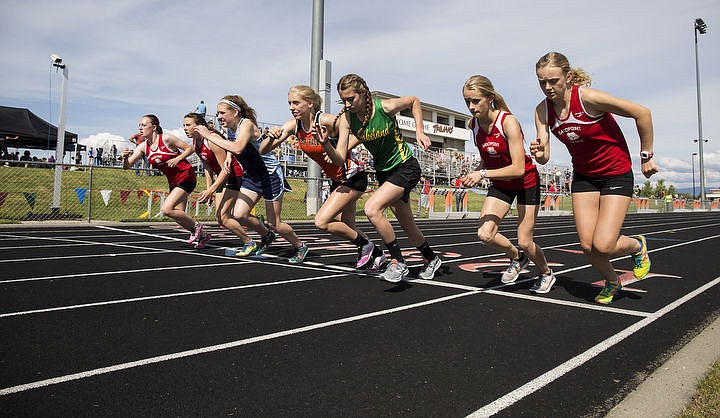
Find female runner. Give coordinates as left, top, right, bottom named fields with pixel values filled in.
left=182, top=113, right=257, bottom=250
left=461, top=75, right=555, bottom=293
left=122, top=114, right=210, bottom=248
left=262, top=85, right=385, bottom=270
left=326, top=74, right=442, bottom=283
left=204, top=96, right=309, bottom=263
left=530, top=52, right=657, bottom=304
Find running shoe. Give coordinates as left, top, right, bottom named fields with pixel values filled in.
left=595, top=280, right=622, bottom=305
left=379, top=259, right=409, bottom=283
left=255, top=231, right=277, bottom=256
left=366, top=253, right=388, bottom=273
left=630, top=235, right=651, bottom=280
left=289, top=243, right=309, bottom=264
left=530, top=270, right=556, bottom=294
left=418, top=256, right=442, bottom=280
left=187, top=223, right=205, bottom=244
left=501, top=252, right=529, bottom=284
left=355, top=242, right=376, bottom=269
left=194, top=233, right=211, bottom=249
left=236, top=241, right=258, bottom=257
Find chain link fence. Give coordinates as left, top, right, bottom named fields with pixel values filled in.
left=1, top=160, right=715, bottom=224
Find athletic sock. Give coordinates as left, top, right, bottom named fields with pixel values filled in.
left=385, top=240, right=404, bottom=263
left=351, top=232, right=369, bottom=248
left=417, top=240, right=437, bottom=262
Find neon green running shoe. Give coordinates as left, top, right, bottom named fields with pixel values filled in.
left=236, top=241, right=258, bottom=257
left=595, top=280, right=622, bottom=305
left=630, top=235, right=651, bottom=280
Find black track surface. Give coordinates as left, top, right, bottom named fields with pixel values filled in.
left=1, top=212, right=719, bottom=417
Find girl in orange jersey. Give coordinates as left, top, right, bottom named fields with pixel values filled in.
left=262, top=85, right=385, bottom=270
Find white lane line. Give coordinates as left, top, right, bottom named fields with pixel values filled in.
left=0, top=262, right=242, bottom=285
left=0, top=290, right=479, bottom=396
left=0, top=273, right=350, bottom=318
left=468, top=276, right=720, bottom=417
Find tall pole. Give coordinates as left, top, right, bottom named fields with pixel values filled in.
left=306, top=0, right=324, bottom=215
left=694, top=18, right=707, bottom=203
left=692, top=152, right=697, bottom=199
left=51, top=59, right=68, bottom=214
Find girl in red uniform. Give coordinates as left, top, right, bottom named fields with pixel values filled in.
left=530, top=52, right=658, bottom=304
left=182, top=113, right=257, bottom=250
left=461, top=75, right=555, bottom=293
left=262, top=85, right=384, bottom=269
left=122, top=114, right=210, bottom=248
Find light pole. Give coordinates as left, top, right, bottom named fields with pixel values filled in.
left=694, top=18, right=707, bottom=203
left=692, top=152, right=697, bottom=199
left=50, top=54, right=68, bottom=215
left=307, top=0, right=324, bottom=215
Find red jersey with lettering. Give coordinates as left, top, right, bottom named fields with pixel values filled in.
left=146, top=134, right=196, bottom=189
left=194, top=138, right=244, bottom=178
left=546, top=84, right=631, bottom=177
left=471, top=111, right=538, bottom=190
left=296, top=112, right=362, bottom=182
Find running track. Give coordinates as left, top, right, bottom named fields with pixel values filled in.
left=1, top=212, right=719, bottom=417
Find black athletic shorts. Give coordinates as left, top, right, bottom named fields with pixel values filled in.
left=175, top=179, right=197, bottom=194
left=224, top=175, right=242, bottom=191
left=375, top=157, right=421, bottom=203
left=487, top=182, right=541, bottom=206
left=572, top=169, right=634, bottom=197
left=330, top=171, right=368, bottom=194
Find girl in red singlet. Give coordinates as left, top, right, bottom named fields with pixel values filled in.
left=182, top=113, right=255, bottom=250
left=261, top=85, right=384, bottom=270
left=122, top=114, right=210, bottom=248
left=530, top=52, right=658, bottom=305
left=461, top=75, right=555, bottom=294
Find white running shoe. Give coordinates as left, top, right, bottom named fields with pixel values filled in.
left=530, top=270, right=556, bottom=294
left=418, top=256, right=442, bottom=280
left=379, top=259, right=408, bottom=283
left=501, top=252, right=529, bottom=284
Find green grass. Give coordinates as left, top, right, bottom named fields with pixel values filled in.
left=677, top=360, right=720, bottom=417
left=2, top=165, right=624, bottom=223
left=0, top=166, right=492, bottom=223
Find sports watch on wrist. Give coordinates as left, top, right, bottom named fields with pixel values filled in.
left=640, top=151, right=654, bottom=160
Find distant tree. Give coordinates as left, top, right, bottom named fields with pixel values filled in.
left=641, top=180, right=654, bottom=197
left=653, top=178, right=667, bottom=197
left=667, top=185, right=677, bottom=197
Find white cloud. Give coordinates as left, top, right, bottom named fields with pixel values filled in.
left=1, top=0, right=719, bottom=193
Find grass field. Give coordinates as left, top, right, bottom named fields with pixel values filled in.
left=1, top=164, right=664, bottom=224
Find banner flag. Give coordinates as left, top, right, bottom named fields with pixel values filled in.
left=74, top=188, right=87, bottom=204
left=100, top=190, right=112, bottom=206
left=23, top=192, right=37, bottom=210
left=120, top=190, right=132, bottom=205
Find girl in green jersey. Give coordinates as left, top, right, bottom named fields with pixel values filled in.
left=321, top=74, right=442, bottom=283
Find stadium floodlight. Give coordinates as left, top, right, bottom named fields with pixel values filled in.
left=50, top=54, right=69, bottom=215
left=693, top=18, right=707, bottom=204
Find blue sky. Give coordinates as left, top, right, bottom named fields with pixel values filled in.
left=1, top=0, right=718, bottom=190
